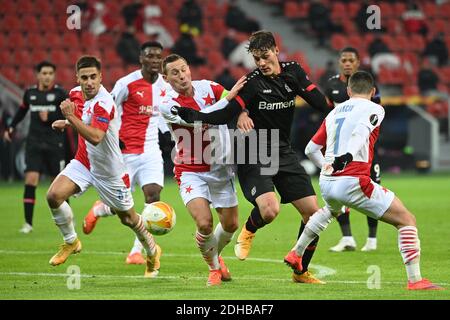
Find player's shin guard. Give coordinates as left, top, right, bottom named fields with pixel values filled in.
left=398, top=226, right=422, bottom=282
left=196, top=231, right=220, bottom=270
left=132, top=216, right=156, bottom=256
left=245, top=207, right=267, bottom=233
left=51, top=201, right=77, bottom=244
left=214, top=223, right=234, bottom=255
left=298, top=220, right=320, bottom=273
left=293, top=207, right=333, bottom=256
left=24, top=185, right=36, bottom=226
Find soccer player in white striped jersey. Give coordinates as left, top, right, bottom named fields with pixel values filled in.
left=81, top=42, right=171, bottom=265
left=284, top=71, right=443, bottom=290
left=47, top=56, right=161, bottom=278
left=158, top=54, right=246, bottom=286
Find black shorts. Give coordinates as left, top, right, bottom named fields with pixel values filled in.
left=237, top=149, right=316, bottom=205
left=371, top=151, right=381, bottom=184
left=25, top=140, right=65, bottom=176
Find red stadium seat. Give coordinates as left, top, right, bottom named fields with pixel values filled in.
left=379, top=3, right=394, bottom=18
left=0, top=67, right=18, bottom=83
left=284, top=2, right=300, bottom=19
left=422, top=2, right=438, bottom=18
left=331, top=2, right=346, bottom=21
left=27, top=32, right=44, bottom=50
left=58, top=67, right=76, bottom=88
left=12, top=49, right=30, bottom=67
left=410, top=34, right=425, bottom=52
left=0, top=2, right=16, bottom=16
left=394, top=2, right=407, bottom=15
left=21, top=15, right=39, bottom=32
left=347, top=2, right=360, bottom=18
left=17, top=0, right=35, bottom=16
left=50, top=49, right=69, bottom=67
left=2, top=16, right=22, bottom=32
left=39, top=16, right=57, bottom=32
left=0, top=50, right=12, bottom=65
left=6, top=32, right=26, bottom=50
left=31, top=49, right=49, bottom=63
left=61, top=32, right=81, bottom=50
left=17, top=66, right=36, bottom=87
left=42, top=33, right=62, bottom=50
left=331, top=34, right=347, bottom=51
left=101, top=50, right=122, bottom=67
left=403, top=85, right=420, bottom=97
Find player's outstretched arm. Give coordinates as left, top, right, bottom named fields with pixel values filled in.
left=175, top=99, right=243, bottom=125
left=60, top=99, right=106, bottom=146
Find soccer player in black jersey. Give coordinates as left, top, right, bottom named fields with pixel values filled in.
left=3, top=61, right=67, bottom=234
left=175, top=31, right=329, bottom=283
left=323, top=47, right=381, bottom=252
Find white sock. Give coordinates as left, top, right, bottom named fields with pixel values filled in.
left=132, top=216, right=156, bottom=256
left=195, top=231, right=220, bottom=270
left=293, top=207, right=333, bottom=256
left=214, top=223, right=234, bottom=255
left=398, top=226, right=422, bottom=282
left=130, top=236, right=144, bottom=255
left=94, top=202, right=114, bottom=217
left=51, top=201, right=77, bottom=244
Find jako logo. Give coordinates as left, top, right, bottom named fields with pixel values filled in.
left=259, top=100, right=295, bottom=110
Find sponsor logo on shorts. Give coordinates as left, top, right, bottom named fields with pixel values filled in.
left=251, top=187, right=256, bottom=196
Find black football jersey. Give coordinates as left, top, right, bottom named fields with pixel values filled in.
left=237, top=61, right=317, bottom=150
left=18, top=85, right=67, bottom=144
left=324, top=74, right=381, bottom=105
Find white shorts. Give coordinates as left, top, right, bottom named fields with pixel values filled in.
left=179, top=169, right=238, bottom=209
left=123, top=150, right=164, bottom=191
left=59, top=159, right=134, bottom=211
left=319, top=176, right=395, bottom=219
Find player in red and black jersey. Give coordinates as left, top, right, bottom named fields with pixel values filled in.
left=3, top=61, right=67, bottom=234
left=176, top=31, right=329, bottom=283
left=323, top=47, right=381, bottom=252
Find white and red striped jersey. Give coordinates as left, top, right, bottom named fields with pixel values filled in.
left=311, top=97, right=385, bottom=177
left=111, top=70, right=171, bottom=154
left=158, top=80, right=231, bottom=182
left=68, top=85, right=127, bottom=179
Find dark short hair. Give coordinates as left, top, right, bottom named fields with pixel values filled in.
left=36, top=61, right=56, bottom=72
left=141, top=41, right=163, bottom=53
left=76, top=56, right=101, bottom=72
left=340, top=47, right=360, bottom=59
left=348, top=71, right=374, bottom=94
left=247, top=30, right=276, bottom=53
left=162, top=54, right=187, bottom=74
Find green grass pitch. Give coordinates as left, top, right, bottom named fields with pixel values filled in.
left=0, top=173, right=449, bottom=300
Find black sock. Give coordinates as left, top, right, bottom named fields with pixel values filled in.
left=245, top=207, right=267, bottom=233
left=24, top=185, right=36, bottom=226
left=367, top=216, right=378, bottom=238
left=337, top=208, right=352, bottom=237
left=297, top=221, right=319, bottom=274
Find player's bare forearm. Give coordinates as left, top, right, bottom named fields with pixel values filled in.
left=51, top=120, right=70, bottom=132
left=66, top=114, right=105, bottom=146
left=300, top=88, right=329, bottom=113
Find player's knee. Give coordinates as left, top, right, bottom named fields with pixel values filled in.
left=145, top=193, right=160, bottom=204
left=46, top=189, right=62, bottom=208
left=118, top=214, right=134, bottom=227
left=259, top=203, right=279, bottom=223
left=197, top=219, right=213, bottom=235
left=400, top=212, right=416, bottom=228
left=222, top=220, right=239, bottom=233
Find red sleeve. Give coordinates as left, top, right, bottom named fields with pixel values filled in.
left=311, top=120, right=327, bottom=146
left=69, top=90, right=85, bottom=119
left=91, top=102, right=113, bottom=132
